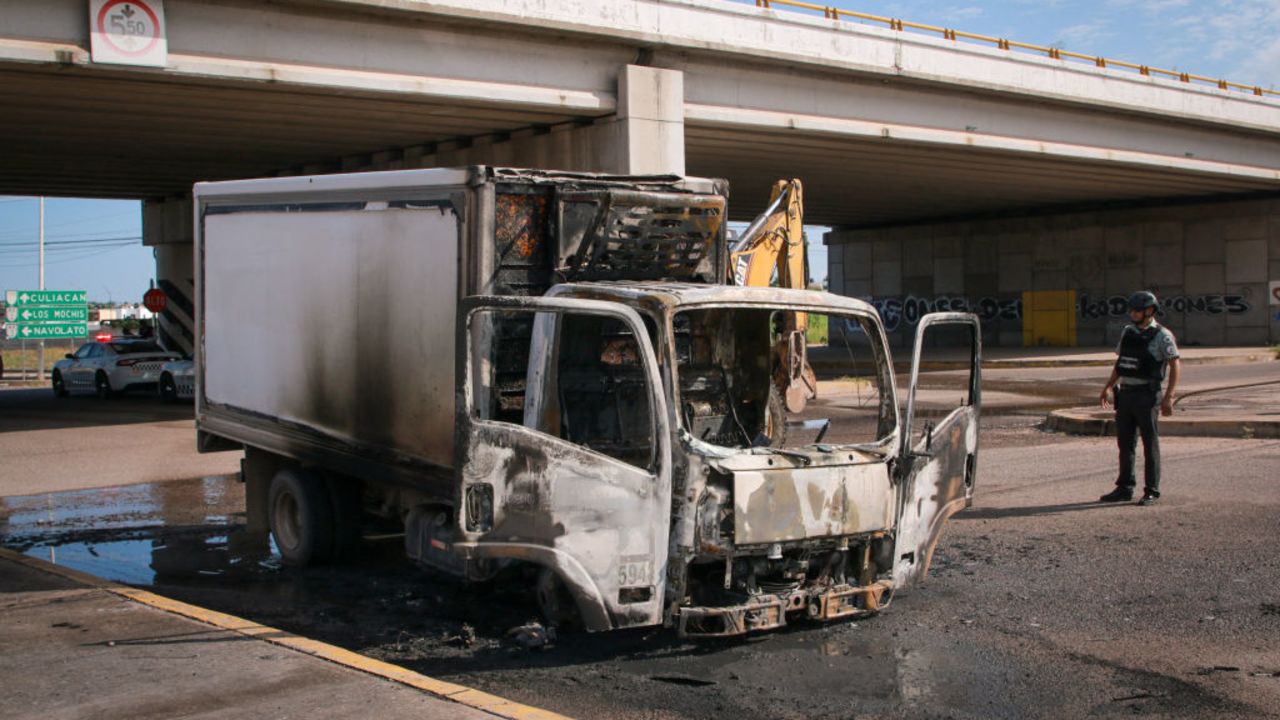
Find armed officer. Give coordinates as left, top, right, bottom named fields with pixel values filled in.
left=1098, top=291, right=1181, bottom=506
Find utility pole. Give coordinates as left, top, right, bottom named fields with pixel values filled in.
left=37, top=197, right=45, bottom=381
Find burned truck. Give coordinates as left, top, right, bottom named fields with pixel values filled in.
left=194, top=167, right=980, bottom=637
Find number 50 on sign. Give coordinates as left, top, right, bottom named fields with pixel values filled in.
left=89, top=0, right=167, bottom=67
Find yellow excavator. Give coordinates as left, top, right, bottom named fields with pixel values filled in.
left=729, top=178, right=818, bottom=413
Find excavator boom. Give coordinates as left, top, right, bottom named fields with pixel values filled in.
left=729, top=179, right=818, bottom=413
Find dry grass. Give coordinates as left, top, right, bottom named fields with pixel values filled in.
left=1, top=342, right=82, bottom=376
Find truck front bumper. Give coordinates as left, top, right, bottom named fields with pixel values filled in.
left=674, top=579, right=894, bottom=638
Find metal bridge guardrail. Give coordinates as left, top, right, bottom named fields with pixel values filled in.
left=750, top=0, right=1279, bottom=101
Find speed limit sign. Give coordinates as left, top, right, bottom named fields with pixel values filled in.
left=89, top=0, right=167, bottom=67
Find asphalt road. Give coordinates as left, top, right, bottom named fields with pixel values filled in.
left=2, top=366, right=1278, bottom=719
left=0, top=387, right=239, bottom=496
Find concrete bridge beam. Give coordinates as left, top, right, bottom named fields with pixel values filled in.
left=355, top=65, right=684, bottom=175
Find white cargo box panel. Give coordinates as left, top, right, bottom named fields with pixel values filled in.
left=197, top=170, right=468, bottom=469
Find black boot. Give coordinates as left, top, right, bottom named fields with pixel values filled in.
left=1099, top=487, right=1133, bottom=503
left=1138, top=492, right=1159, bottom=506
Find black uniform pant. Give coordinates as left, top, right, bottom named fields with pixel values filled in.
left=1115, top=385, right=1161, bottom=496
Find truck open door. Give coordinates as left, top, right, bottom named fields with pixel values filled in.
left=893, top=312, right=981, bottom=589
left=452, top=296, right=673, bottom=632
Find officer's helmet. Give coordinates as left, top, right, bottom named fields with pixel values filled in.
left=1128, top=291, right=1159, bottom=312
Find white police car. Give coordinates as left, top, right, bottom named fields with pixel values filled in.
left=52, top=336, right=182, bottom=398
left=158, top=359, right=195, bottom=402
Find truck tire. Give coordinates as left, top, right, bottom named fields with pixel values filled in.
left=268, top=468, right=334, bottom=566
left=535, top=567, right=581, bottom=629
left=324, top=474, right=363, bottom=563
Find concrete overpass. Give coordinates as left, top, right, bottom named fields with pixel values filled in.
left=3, top=0, right=1279, bottom=348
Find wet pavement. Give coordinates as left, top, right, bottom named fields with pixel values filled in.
left=3, top=361, right=1279, bottom=719
left=5, top=430, right=1280, bottom=719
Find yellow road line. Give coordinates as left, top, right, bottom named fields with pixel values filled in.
left=0, top=547, right=571, bottom=720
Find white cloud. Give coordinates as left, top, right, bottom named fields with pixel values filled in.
left=1232, top=35, right=1280, bottom=88
left=1054, top=20, right=1113, bottom=50
left=941, top=5, right=985, bottom=21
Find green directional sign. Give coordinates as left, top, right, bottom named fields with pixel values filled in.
left=4, top=322, right=88, bottom=340
left=5, top=306, right=89, bottom=323
left=5, top=290, right=88, bottom=306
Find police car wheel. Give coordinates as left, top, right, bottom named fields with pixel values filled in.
left=160, top=373, right=178, bottom=403
left=94, top=371, right=114, bottom=399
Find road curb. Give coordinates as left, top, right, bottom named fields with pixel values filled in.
left=1044, top=409, right=1280, bottom=439
left=0, top=548, right=572, bottom=720
left=812, top=352, right=1274, bottom=375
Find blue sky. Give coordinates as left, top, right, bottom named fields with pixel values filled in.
left=0, top=197, right=150, bottom=304
left=815, top=0, right=1280, bottom=86
left=3, top=0, right=1277, bottom=297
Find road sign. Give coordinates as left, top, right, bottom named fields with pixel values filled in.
left=5, top=306, right=90, bottom=323
left=144, top=287, right=167, bottom=313
left=4, top=323, right=88, bottom=340
left=89, top=0, right=167, bottom=68
left=5, top=290, right=88, bottom=306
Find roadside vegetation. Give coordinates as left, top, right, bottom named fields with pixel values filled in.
left=1, top=342, right=81, bottom=377
left=805, top=313, right=828, bottom=346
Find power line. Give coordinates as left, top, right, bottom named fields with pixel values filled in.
left=0, top=240, right=139, bottom=253
left=0, top=243, right=138, bottom=268
left=0, top=235, right=142, bottom=248
left=0, top=227, right=143, bottom=242
left=0, top=240, right=141, bottom=258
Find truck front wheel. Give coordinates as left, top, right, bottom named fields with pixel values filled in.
left=535, top=567, right=581, bottom=629
left=269, top=468, right=334, bottom=566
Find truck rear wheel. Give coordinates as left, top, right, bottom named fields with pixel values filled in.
left=269, top=468, right=334, bottom=566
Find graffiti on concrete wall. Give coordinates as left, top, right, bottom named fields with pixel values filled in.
left=869, top=292, right=1252, bottom=332
left=1078, top=292, right=1250, bottom=319
left=870, top=295, right=1021, bottom=332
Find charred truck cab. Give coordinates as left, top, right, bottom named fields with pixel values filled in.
left=195, top=167, right=980, bottom=639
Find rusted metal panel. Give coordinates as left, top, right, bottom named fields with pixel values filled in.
left=556, top=190, right=726, bottom=283
left=453, top=295, right=673, bottom=633
left=732, top=464, right=894, bottom=545
left=894, top=312, right=981, bottom=588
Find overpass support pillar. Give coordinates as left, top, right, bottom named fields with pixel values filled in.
left=607, top=64, right=685, bottom=175
left=142, top=197, right=195, bottom=357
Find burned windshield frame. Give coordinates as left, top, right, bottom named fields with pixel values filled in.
left=667, top=305, right=896, bottom=454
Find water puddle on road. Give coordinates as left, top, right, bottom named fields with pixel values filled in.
left=0, top=476, right=276, bottom=586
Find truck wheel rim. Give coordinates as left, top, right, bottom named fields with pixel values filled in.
left=272, top=491, right=302, bottom=552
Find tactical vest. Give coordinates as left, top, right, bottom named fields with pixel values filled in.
left=1116, top=325, right=1164, bottom=388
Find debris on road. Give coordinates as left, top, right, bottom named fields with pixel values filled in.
left=506, top=621, right=556, bottom=649
left=445, top=623, right=477, bottom=648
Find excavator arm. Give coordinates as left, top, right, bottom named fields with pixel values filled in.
left=728, top=179, right=818, bottom=413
